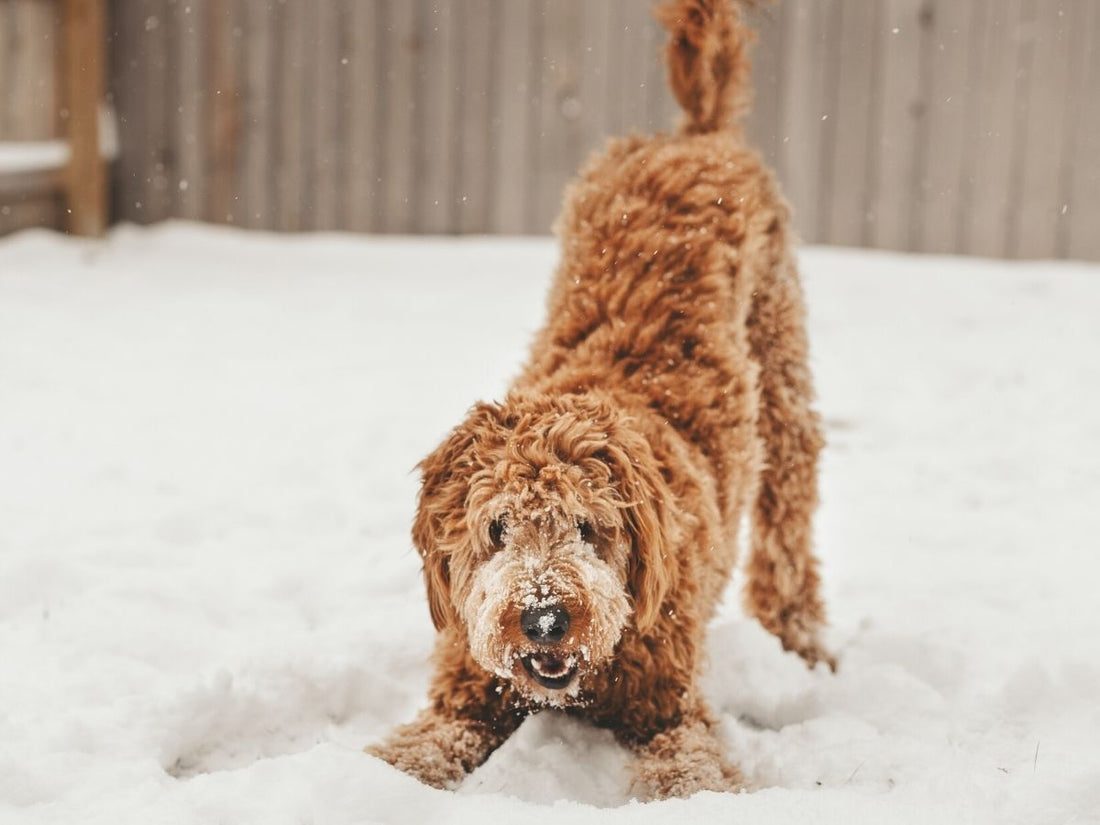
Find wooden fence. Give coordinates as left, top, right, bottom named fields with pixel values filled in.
left=1, top=0, right=61, bottom=231
left=1, top=0, right=107, bottom=236
left=3, top=0, right=1099, bottom=260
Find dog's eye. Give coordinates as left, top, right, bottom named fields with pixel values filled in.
left=488, top=518, right=506, bottom=548
left=577, top=520, right=595, bottom=542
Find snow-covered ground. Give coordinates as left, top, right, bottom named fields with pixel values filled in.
left=1, top=223, right=1097, bottom=824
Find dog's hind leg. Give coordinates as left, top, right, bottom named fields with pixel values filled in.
left=742, top=229, right=834, bottom=670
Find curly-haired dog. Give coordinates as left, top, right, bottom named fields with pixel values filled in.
left=367, top=0, right=833, bottom=800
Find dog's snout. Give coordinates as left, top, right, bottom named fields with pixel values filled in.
left=520, top=605, right=570, bottom=644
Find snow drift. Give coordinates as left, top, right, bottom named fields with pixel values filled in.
left=1, top=224, right=1097, bottom=824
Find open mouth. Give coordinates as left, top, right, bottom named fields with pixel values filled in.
left=520, top=652, right=578, bottom=690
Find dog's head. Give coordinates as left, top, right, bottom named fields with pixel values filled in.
left=412, top=391, right=679, bottom=704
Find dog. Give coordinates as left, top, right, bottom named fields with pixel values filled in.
left=367, top=0, right=833, bottom=800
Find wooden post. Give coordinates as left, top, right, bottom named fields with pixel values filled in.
left=63, top=0, right=107, bottom=237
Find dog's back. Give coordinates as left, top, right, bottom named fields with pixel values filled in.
left=520, top=0, right=784, bottom=491
left=519, top=0, right=831, bottom=665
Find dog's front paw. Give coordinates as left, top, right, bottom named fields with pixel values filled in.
left=365, top=738, right=461, bottom=790
left=365, top=709, right=495, bottom=790
left=630, top=750, right=743, bottom=801
left=627, top=713, right=744, bottom=801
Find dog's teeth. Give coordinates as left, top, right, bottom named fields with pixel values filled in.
left=531, top=654, right=576, bottom=678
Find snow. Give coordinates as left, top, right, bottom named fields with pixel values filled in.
left=1, top=222, right=1098, bottom=824
left=0, top=110, right=119, bottom=175
left=0, top=141, right=69, bottom=175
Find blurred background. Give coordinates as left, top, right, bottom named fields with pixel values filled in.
left=1, top=0, right=1097, bottom=260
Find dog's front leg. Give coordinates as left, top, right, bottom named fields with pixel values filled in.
left=621, top=696, right=743, bottom=801
left=366, top=636, right=524, bottom=789
left=365, top=704, right=515, bottom=789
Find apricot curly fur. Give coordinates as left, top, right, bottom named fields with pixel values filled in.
left=368, top=0, right=833, bottom=800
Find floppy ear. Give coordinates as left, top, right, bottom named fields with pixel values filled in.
left=412, top=404, right=499, bottom=631
left=599, top=427, right=681, bottom=634
left=412, top=442, right=460, bottom=631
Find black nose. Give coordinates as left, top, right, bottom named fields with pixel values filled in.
left=520, top=606, right=570, bottom=644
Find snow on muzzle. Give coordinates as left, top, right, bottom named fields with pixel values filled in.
left=460, top=539, right=630, bottom=695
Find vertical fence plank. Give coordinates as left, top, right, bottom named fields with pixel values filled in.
left=173, top=0, right=205, bottom=219
left=651, top=3, right=685, bottom=134
left=0, top=4, right=12, bottom=137
left=417, top=0, right=460, bottom=233
left=520, top=2, right=544, bottom=233
left=0, top=1, right=62, bottom=234
left=640, top=3, right=667, bottom=136
left=273, top=0, right=301, bottom=230
left=346, top=0, right=382, bottom=233
left=0, top=5, right=13, bottom=234
left=601, top=0, right=651, bottom=140
left=868, top=0, right=924, bottom=250
left=619, top=0, right=657, bottom=137
left=964, top=0, right=1025, bottom=258
left=920, top=0, right=976, bottom=253
left=142, top=0, right=171, bottom=222
left=331, top=1, right=353, bottom=231
left=205, top=0, right=239, bottom=224
left=379, top=0, right=416, bottom=232
left=825, top=0, right=878, bottom=246
left=308, top=0, right=344, bottom=230
left=235, top=0, right=274, bottom=228
left=64, top=0, right=107, bottom=236
left=745, top=2, right=784, bottom=169
left=951, top=0, right=986, bottom=255
left=489, top=0, right=536, bottom=234
left=1002, top=0, right=1036, bottom=259
left=905, top=0, right=936, bottom=251
left=295, top=0, right=319, bottom=228
left=775, top=0, right=809, bottom=237
left=1065, top=0, right=1100, bottom=261
left=578, top=0, right=614, bottom=153
left=777, top=0, right=835, bottom=243
left=4, top=1, right=57, bottom=140
left=160, top=0, right=182, bottom=217
left=810, top=0, right=842, bottom=244
left=110, top=0, right=145, bottom=221
left=1014, top=0, right=1073, bottom=259
left=1054, top=0, right=1087, bottom=258
left=530, top=0, right=582, bottom=234
left=599, top=0, right=627, bottom=139
left=454, top=0, right=496, bottom=234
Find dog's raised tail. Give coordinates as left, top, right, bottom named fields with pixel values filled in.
left=656, top=0, right=759, bottom=134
